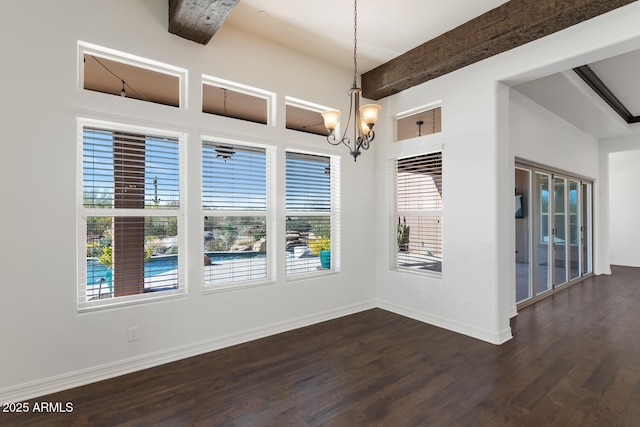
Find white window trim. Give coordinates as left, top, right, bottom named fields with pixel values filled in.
left=395, top=101, right=442, bottom=121
left=200, top=136, right=277, bottom=292
left=389, top=147, right=443, bottom=278
left=284, top=150, right=340, bottom=280
left=76, top=118, right=187, bottom=312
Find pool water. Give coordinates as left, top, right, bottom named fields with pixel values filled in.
left=86, top=255, right=178, bottom=285
left=86, top=252, right=266, bottom=285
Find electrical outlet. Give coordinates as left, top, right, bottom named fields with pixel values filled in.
left=127, top=326, right=139, bottom=342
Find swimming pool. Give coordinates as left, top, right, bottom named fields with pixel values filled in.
left=86, top=251, right=266, bottom=285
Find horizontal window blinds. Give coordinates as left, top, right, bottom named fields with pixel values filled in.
left=202, top=142, right=267, bottom=211
left=286, top=152, right=331, bottom=212
left=83, top=127, right=180, bottom=209
left=396, top=153, right=443, bottom=212
left=202, top=141, right=270, bottom=288
left=395, top=152, right=443, bottom=274
left=203, top=216, right=267, bottom=286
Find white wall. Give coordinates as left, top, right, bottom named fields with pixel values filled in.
left=601, top=136, right=640, bottom=267
left=374, top=2, right=640, bottom=344
left=609, top=150, right=640, bottom=266
left=0, top=0, right=377, bottom=401
left=510, top=90, right=600, bottom=177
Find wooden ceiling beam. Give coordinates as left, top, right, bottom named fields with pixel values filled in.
left=362, top=0, right=635, bottom=100
left=168, top=0, right=239, bottom=45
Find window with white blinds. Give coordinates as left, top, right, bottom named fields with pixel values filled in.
left=83, top=127, right=180, bottom=208
left=202, top=142, right=267, bottom=210
left=285, top=151, right=339, bottom=276
left=394, top=151, right=443, bottom=274
left=79, top=122, right=184, bottom=311
left=286, top=152, right=332, bottom=211
left=202, top=141, right=272, bottom=288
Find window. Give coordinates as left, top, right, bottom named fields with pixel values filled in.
left=202, top=141, right=273, bottom=288
left=202, top=76, right=274, bottom=125
left=285, top=97, right=331, bottom=136
left=394, top=151, right=443, bottom=274
left=285, top=151, right=339, bottom=276
left=80, top=41, right=185, bottom=108
left=396, top=106, right=442, bottom=141
left=79, top=121, right=184, bottom=310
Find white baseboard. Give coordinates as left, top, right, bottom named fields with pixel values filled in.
left=377, top=299, right=513, bottom=345
left=0, top=300, right=377, bottom=404
left=509, top=304, right=518, bottom=319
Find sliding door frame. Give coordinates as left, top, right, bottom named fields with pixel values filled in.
left=515, top=160, right=594, bottom=309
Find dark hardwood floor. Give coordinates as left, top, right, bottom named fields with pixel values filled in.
left=3, top=265, right=640, bottom=426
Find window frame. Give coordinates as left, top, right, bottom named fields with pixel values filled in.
left=391, top=148, right=443, bottom=277
left=77, top=118, right=187, bottom=312
left=202, top=75, right=276, bottom=126
left=395, top=103, right=442, bottom=142
left=201, top=138, right=276, bottom=292
left=285, top=149, right=340, bottom=278
left=78, top=41, right=187, bottom=109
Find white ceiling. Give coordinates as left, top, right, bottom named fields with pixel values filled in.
left=514, top=51, right=640, bottom=140
left=225, top=0, right=509, bottom=73
left=225, top=0, right=640, bottom=141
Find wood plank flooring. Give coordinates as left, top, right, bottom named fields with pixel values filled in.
left=3, top=265, right=640, bottom=426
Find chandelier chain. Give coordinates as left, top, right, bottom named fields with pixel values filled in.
left=353, top=0, right=358, bottom=88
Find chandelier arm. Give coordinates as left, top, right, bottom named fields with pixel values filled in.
left=326, top=133, right=351, bottom=147
left=342, top=136, right=353, bottom=151
left=360, top=131, right=374, bottom=150
left=340, top=91, right=355, bottom=149
left=326, top=87, right=356, bottom=149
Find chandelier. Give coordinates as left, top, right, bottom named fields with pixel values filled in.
left=321, top=0, right=381, bottom=162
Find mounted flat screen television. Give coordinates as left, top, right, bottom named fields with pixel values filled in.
left=515, top=194, right=524, bottom=218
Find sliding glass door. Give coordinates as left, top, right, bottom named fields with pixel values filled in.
left=535, top=172, right=552, bottom=296
left=568, top=180, right=581, bottom=282
left=515, top=163, right=593, bottom=306
left=581, top=182, right=593, bottom=276
left=554, top=176, right=568, bottom=287
left=515, top=168, right=531, bottom=304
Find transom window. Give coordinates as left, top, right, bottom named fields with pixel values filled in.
left=202, top=76, right=274, bottom=125
left=396, top=106, right=442, bottom=141
left=79, top=41, right=185, bottom=108
left=285, top=97, right=332, bottom=136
